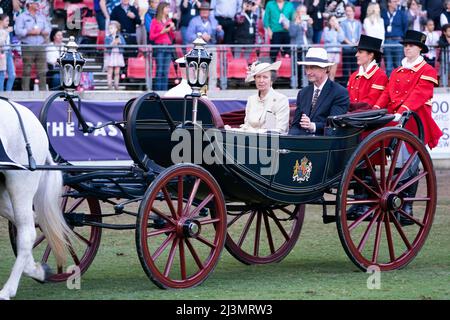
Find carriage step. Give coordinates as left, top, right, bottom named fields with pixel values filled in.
left=322, top=215, right=336, bottom=224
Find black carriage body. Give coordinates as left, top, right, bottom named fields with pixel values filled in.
left=125, top=95, right=362, bottom=205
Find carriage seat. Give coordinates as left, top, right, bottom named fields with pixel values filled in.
left=326, top=109, right=395, bottom=130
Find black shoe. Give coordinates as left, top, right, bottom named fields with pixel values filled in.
left=347, top=205, right=372, bottom=220
left=397, top=202, right=415, bottom=226
left=394, top=166, right=419, bottom=227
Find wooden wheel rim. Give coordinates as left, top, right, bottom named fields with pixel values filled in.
left=336, top=128, right=437, bottom=271
left=136, top=164, right=226, bottom=289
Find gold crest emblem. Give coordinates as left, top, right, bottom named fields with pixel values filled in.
left=293, top=157, right=312, bottom=183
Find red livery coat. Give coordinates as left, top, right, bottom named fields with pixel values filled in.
left=374, top=60, right=442, bottom=149
left=347, top=64, right=389, bottom=106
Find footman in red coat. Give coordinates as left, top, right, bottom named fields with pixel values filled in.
left=373, top=30, right=443, bottom=225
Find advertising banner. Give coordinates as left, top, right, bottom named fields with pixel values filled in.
left=429, top=92, right=450, bottom=159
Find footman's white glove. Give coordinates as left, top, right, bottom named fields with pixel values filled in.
left=393, top=113, right=402, bottom=122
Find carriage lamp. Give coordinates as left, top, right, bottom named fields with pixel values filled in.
left=58, top=36, right=86, bottom=92
left=57, top=36, right=86, bottom=122
left=185, top=34, right=212, bottom=124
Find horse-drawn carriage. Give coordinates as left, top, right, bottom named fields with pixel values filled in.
left=0, top=37, right=437, bottom=297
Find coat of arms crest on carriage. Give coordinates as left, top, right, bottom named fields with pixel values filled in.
left=292, top=157, right=312, bottom=183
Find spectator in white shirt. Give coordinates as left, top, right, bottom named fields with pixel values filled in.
left=423, top=19, right=440, bottom=67
left=364, top=2, right=385, bottom=42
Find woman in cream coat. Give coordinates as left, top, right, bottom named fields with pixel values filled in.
left=227, top=61, right=290, bottom=134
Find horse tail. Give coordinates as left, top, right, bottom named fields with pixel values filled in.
left=34, top=152, right=73, bottom=267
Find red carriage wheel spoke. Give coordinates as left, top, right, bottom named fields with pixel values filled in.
left=269, top=209, right=290, bottom=241
left=395, top=172, right=427, bottom=194
left=386, top=140, right=402, bottom=184
left=357, top=209, right=381, bottom=252
left=183, top=178, right=201, bottom=217
left=163, top=237, right=179, bottom=277
left=147, top=227, right=175, bottom=238
left=162, top=187, right=177, bottom=220
left=151, top=206, right=176, bottom=225
left=384, top=210, right=396, bottom=262
left=199, top=217, right=220, bottom=225
left=403, top=196, right=431, bottom=202
left=379, top=140, right=387, bottom=191
left=185, top=238, right=204, bottom=270
left=349, top=205, right=379, bottom=231
left=67, top=241, right=81, bottom=266
left=262, top=210, right=275, bottom=254
left=177, top=175, right=184, bottom=218
left=253, top=211, right=262, bottom=257
left=73, top=230, right=92, bottom=246
left=33, top=234, right=46, bottom=249
left=237, top=211, right=256, bottom=247
left=227, top=213, right=243, bottom=228
left=389, top=212, right=412, bottom=250
left=363, top=154, right=382, bottom=194
left=346, top=199, right=379, bottom=205
left=179, top=239, right=186, bottom=280
left=352, top=174, right=380, bottom=198
left=195, top=235, right=216, bottom=249
left=67, top=198, right=84, bottom=213
left=396, top=208, right=425, bottom=228
left=225, top=205, right=304, bottom=265
left=42, top=245, right=52, bottom=263
left=188, top=193, right=214, bottom=219
left=152, top=233, right=176, bottom=261
left=390, top=150, right=419, bottom=190
left=371, top=211, right=385, bottom=264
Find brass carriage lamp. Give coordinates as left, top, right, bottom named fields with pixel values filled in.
left=185, top=34, right=212, bottom=124
left=58, top=36, right=86, bottom=92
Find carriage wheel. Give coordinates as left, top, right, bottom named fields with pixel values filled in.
left=225, top=204, right=305, bottom=265
left=336, top=127, right=437, bottom=271
left=8, top=188, right=102, bottom=282
left=136, top=164, right=227, bottom=289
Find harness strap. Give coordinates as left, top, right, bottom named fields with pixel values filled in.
left=0, top=96, right=37, bottom=170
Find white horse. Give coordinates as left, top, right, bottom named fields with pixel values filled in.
left=0, top=98, right=74, bottom=300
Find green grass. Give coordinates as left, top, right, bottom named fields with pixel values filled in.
left=1, top=170, right=449, bottom=300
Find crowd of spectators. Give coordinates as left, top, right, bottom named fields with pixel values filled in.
left=0, top=0, right=449, bottom=91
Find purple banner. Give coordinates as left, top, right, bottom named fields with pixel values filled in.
left=20, top=99, right=248, bottom=161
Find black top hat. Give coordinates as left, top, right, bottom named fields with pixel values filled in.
left=399, top=30, right=429, bottom=53
left=357, top=35, right=383, bottom=54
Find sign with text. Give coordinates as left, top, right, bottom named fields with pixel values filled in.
left=429, top=92, right=450, bottom=159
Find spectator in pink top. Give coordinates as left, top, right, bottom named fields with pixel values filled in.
left=150, top=1, right=176, bottom=90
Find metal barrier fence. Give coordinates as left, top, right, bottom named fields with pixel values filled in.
left=2, top=43, right=449, bottom=91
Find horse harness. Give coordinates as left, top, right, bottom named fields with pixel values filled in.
left=0, top=96, right=37, bottom=170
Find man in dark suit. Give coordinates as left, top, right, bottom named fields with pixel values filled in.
left=289, top=47, right=350, bottom=135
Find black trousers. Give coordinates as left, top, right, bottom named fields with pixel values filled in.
left=215, top=16, right=235, bottom=44
left=342, top=47, right=358, bottom=82
left=270, top=32, right=290, bottom=62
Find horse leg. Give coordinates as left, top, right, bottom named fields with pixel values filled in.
left=0, top=182, right=14, bottom=223
left=0, top=180, right=47, bottom=300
